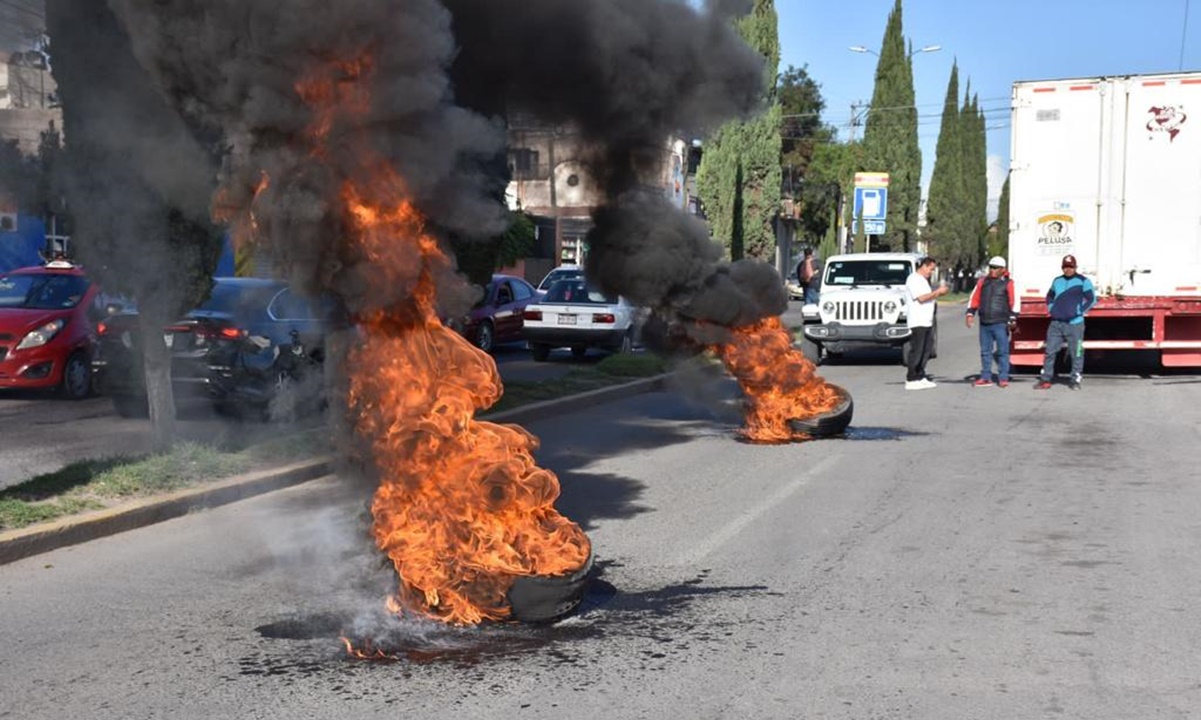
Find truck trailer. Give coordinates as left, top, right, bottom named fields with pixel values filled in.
left=1007, top=71, right=1201, bottom=368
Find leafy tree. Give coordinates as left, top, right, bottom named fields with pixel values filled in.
left=992, top=171, right=1010, bottom=259
left=47, top=0, right=222, bottom=451
left=804, top=140, right=858, bottom=258
left=778, top=64, right=839, bottom=249
left=925, top=62, right=965, bottom=266
left=696, top=0, right=783, bottom=261
left=451, top=210, right=536, bottom=287
left=860, top=0, right=921, bottom=252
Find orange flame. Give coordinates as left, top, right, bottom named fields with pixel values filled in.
left=289, top=57, right=588, bottom=628
left=712, top=316, right=841, bottom=443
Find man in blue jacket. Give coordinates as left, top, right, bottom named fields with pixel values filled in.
left=1036, top=254, right=1095, bottom=390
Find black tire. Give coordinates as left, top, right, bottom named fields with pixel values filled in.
left=571, top=345, right=588, bottom=358
left=617, top=329, right=634, bottom=354
left=59, top=351, right=92, bottom=400
left=530, top=343, right=551, bottom=362
left=475, top=320, right=495, bottom=353
left=787, top=384, right=854, bottom=438
left=800, top=336, right=821, bottom=365
left=112, top=393, right=148, bottom=418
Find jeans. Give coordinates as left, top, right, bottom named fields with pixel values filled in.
left=1040, top=320, right=1085, bottom=382
left=804, top=287, right=819, bottom=304
left=978, top=322, right=1010, bottom=382
left=906, top=326, right=934, bottom=382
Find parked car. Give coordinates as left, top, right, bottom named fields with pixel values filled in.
left=535, top=265, right=583, bottom=296
left=451, top=274, right=539, bottom=353
left=521, top=278, right=643, bottom=361
left=0, top=259, right=101, bottom=399
left=92, top=278, right=334, bottom=418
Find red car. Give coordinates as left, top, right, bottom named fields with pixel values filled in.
left=0, top=260, right=100, bottom=398
left=451, top=274, right=539, bottom=352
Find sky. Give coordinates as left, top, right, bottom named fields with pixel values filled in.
left=777, top=0, right=1201, bottom=215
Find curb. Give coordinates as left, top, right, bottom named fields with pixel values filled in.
left=0, top=374, right=669, bottom=565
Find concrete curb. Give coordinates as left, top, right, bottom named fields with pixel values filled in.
left=0, top=373, right=669, bottom=565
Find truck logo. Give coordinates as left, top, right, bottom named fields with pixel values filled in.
left=1147, top=105, right=1186, bottom=141
left=1036, top=213, right=1075, bottom=256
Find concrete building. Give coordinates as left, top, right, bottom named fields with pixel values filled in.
left=0, top=50, right=59, bottom=154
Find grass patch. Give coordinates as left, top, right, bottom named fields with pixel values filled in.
left=594, top=352, right=669, bottom=377
left=490, top=352, right=667, bottom=414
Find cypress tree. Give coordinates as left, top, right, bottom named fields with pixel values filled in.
left=926, top=62, right=964, bottom=265
left=993, top=171, right=1010, bottom=259
left=960, top=89, right=989, bottom=267
left=696, top=0, right=783, bottom=261
left=861, top=0, right=921, bottom=252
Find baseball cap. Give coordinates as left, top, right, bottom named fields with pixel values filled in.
left=988, top=256, right=1006, bottom=268
left=1062, top=254, right=1077, bottom=268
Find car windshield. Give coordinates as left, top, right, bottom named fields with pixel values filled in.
left=538, top=268, right=583, bottom=291
left=542, top=279, right=615, bottom=304
left=193, top=282, right=281, bottom=319
left=0, top=273, right=90, bottom=310
left=824, top=260, right=911, bottom=287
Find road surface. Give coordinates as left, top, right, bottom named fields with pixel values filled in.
left=2, top=306, right=1200, bottom=719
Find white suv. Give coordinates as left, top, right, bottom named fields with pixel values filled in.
left=800, top=252, right=936, bottom=364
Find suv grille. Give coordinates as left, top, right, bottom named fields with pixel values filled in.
left=833, top=300, right=886, bottom=322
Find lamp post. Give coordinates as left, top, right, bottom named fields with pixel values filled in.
left=848, top=44, right=942, bottom=58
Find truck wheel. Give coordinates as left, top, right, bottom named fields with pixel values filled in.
left=800, top=336, right=821, bottom=365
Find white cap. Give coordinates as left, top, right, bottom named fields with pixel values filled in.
left=988, top=256, right=1007, bottom=268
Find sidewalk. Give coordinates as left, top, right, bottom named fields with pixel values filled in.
left=0, top=374, right=667, bottom=565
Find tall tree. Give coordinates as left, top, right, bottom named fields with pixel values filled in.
left=696, top=0, right=783, bottom=261
left=992, top=171, right=1010, bottom=259
left=777, top=64, right=839, bottom=249
left=860, top=0, right=921, bottom=251
left=925, top=62, right=965, bottom=266
left=961, top=89, right=989, bottom=267
left=47, top=0, right=222, bottom=451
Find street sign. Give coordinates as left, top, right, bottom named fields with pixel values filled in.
left=852, top=171, right=889, bottom=235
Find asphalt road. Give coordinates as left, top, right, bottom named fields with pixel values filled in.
left=2, top=306, right=1199, bottom=718
left=0, top=341, right=576, bottom=490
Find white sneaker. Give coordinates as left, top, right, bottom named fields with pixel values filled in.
left=905, top=380, right=933, bottom=390
left=921, top=378, right=937, bottom=388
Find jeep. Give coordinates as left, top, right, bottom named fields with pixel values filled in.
left=799, top=252, right=937, bottom=364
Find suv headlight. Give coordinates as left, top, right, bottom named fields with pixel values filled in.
left=883, top=300, right=898, bottom=314
left=821, top=301, right=837, bottom=315
left=17, top=319, right=66, bottom=350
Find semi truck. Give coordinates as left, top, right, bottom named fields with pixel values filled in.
left=1007, top=71, right=1201, bottom=369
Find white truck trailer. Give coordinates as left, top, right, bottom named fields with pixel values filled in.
left=1008, top=72, right=1201, bottom=368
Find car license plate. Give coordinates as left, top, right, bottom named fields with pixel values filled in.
left=558, top=314, right=577, bottom=325
left=163, top=333, right=174, bottom=349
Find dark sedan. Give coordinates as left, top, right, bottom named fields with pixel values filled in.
left=92, top=278, right=334, bottom=419
left=451, top=274, right=538, bottom=353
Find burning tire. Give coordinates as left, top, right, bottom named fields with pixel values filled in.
left=787, top=383, right=853, bottom=438
left=506, top=552, right=594, bottom=624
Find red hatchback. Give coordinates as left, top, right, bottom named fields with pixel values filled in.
left=0, top=260, right=99, bottom=398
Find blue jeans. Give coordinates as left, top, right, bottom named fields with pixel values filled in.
left=804, top=287, right=819, bottom=304
left=979, top=322, right=1010, bottom=382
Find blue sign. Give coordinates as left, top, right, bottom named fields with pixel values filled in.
left=853, top=186, right=888, bottom=222
left=852, top=219, right=887, bottom=235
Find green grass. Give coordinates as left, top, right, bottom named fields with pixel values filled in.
left=0, top=356, right=664, bottom=531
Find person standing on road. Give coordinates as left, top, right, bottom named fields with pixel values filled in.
left=797, top=247, right=820, bottom=304
left=1036, top=254, right=1095, bottom=390
left=904, top=256, right=949, bottom=390
left=966, top=256, right=1020, bottom=388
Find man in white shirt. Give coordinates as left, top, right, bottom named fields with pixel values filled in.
left=904, top=256, right=949, bottom=390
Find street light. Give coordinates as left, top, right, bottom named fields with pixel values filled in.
left=848, top=44, right=942, bottom=58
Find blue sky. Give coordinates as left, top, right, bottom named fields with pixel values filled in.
left=777, top=0, right=1200, bottom=211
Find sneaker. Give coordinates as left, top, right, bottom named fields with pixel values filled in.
left=1069, top=380, right=1081, bottom=391
left=1034, top=380, right=1052, bottom=390
left=921, top=378, right=937, bottom=388
left=997, top=380, right=1010, bottom=388
left=905, top=380, right=933, bottom=390
left=973, top=378, right=994, bottom=387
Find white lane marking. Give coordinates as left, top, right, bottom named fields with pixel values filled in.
left=678, top=453, right=840, bottom=565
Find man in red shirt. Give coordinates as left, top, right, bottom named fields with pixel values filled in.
left=965, top=256, right=1021, bottom=387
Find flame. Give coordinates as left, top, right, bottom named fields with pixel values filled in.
left=712, top=317, right=842, bottom=443
left=288, top=56, right=588, bottom=628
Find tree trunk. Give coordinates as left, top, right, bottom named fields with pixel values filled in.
left=138, top=313, right=177, bottom=452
